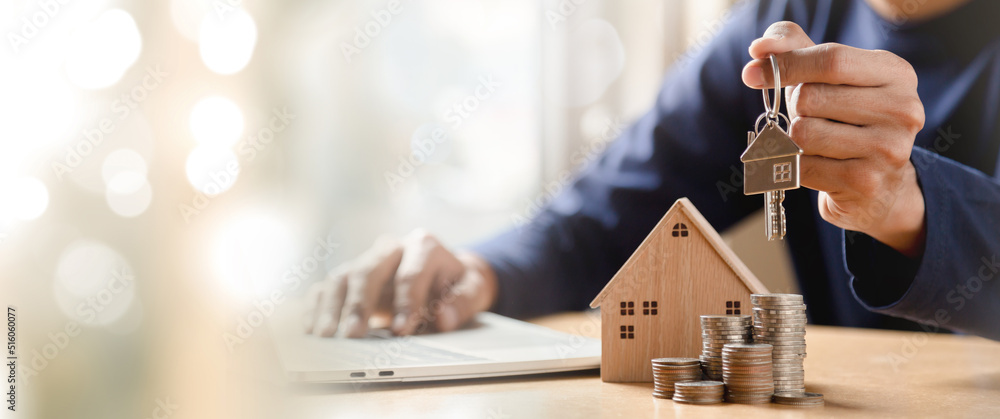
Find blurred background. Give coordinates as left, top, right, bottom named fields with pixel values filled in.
left=0, top=0, right=797, bottom=417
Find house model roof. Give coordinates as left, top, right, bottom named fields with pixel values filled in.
left=589, top=198, right=768, bottom=308
left=740, top=125, right=803, bottom=162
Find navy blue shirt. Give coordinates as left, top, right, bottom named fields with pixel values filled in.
left=473, top=0, right=1000, bottom=340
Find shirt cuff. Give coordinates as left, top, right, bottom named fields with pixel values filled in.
left=847, top=146, right=945, bottom=315
left=845, top=231, right=921, bottom=308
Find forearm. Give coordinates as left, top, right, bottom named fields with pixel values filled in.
left=848, top=147, right=1000, bottom=340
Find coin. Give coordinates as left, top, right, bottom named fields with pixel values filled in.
left=772, top=392, right=824, bottom=406
left=650, top=358, right=698, bottom=365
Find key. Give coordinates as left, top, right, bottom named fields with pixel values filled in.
left=740, top=55, right=802, bottom=241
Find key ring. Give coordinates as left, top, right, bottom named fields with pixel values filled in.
left=761, top=54, right=781, bottom=121
left=754, top=110, right=790, bottom=134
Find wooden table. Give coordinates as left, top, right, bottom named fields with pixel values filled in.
left=284, top=312, right=1000, bottom=418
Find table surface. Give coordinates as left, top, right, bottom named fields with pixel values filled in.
left=283, top=312, right=1000, bottom=418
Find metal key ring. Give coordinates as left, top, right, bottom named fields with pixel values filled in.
left=761, top=54, right=781, bottom=120
left=754, top=110, right=790, bottom=134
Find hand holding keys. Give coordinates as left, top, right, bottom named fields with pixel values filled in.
left=740, top=55, right=803, bottom=241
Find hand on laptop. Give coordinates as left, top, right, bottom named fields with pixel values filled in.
left=303, top=229, right=498, bottom=338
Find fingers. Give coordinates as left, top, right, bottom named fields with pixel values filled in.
left=788, top=116, right=869, bottom=160
left=431, top=260, right=493, bottom=333
left=745, top=44, right=913, bottom=89
left=390, top=231, right=458, bottom=335
left=339, top=236, right=404, bottom=338
left=303, top=265, right=348, bottom=334
left=800, top=155, right=859, bottom=195
left=744, top=21, right=815, bottom=88
left=310, top=271, right=348, bottom=337
left=302, top=281, right=325, bottom=333
left=748, top=21, right=815, bottom=59
left=304, top=230, right=494, bottom=339
left=800, top=155, right=900, bottom=204
left=787, top=83, right=897, bottom=126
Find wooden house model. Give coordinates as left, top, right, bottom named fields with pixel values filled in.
left=589, top=198, right=769, bottom=383
left=740, top=124, right=803, bottom=195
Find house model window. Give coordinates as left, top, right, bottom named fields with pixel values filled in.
left=773, top=162, right=792, bottom=183
left=620, top=301, right=634, bottom=316
left=619, top=325, right=634, bottom=339
left=642, top=301, right=658, bottom=315
left=671, top=223, right=689, bottom=237
left=726, top=300, right=741, bottom=315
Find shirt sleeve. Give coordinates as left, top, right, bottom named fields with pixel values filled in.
left=847, top=146, right=1000, bottom=340
left=470, top=1, right=772, bottom=319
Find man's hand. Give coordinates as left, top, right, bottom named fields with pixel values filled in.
left=303, top=229, right=498, bottom=338
left=741, top=21, right=927, bottom=257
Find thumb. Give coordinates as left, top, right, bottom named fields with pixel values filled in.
left=743, top=21, right=816, bottom=88
left=433, top=260, right=495, bottom=333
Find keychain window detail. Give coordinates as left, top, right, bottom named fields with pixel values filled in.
left=773, top=162, right=791, bottom=182
left=671, top=223, right=689, bottom=237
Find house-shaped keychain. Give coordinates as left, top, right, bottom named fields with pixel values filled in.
left=589, top=198, right=769, bottom=383
left=740, top=123, right=803, bottom=195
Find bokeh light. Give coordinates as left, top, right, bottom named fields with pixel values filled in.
left=102, top=149, right=152, bottom=217
left=170, top=0, right=211, bottom=41
left=106, top=171, right=153, bottom=217
left=212, top=212, right=298, bottom=299
left=185, top=145, right=240, bottom=195
left=53, top=239, right=136, bottom=327
left=64, top=9, right=143, bottom=89
left=198, top=8, right=257, bottom=74
left=190, top=96, right=245, bottom=147
left=0, top=68, right=77, bottom=162
left=102, top=149, right=149, bottom=183
left=0, top=177, right=50, bottom=221
left=565, top=19, right=625, bottom=107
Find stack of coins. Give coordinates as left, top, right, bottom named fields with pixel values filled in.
left=672, top=381, right=724, bottom=405
left=651, top=358, right=702, bottom=399
left=773, top=392, right=825, bottom=407
left=699, top=315, right=752, bottom=380
left=751, top=294, right=807, bottom=394
left=721, top=343, right=774, bottom=404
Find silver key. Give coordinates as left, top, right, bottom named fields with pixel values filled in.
left=740, top=55, right=802, bottom=241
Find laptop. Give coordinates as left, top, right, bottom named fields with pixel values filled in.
left=267, top=301, right=601, bottom=383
